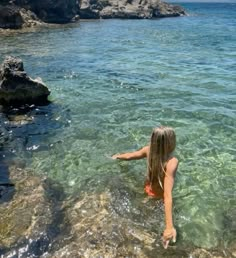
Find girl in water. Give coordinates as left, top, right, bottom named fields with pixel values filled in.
left=112, top=126, right=178, bottom=249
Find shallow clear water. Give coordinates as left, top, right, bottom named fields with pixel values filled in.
left=0, top=2, right=236, bottom=252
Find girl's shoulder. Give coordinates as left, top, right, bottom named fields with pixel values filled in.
left=166, top=156, right=179, bottom=176
left=168, top=156, right=178, bottom=164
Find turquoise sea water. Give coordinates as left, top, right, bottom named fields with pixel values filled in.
left=0, top=2, right=236, bottom=255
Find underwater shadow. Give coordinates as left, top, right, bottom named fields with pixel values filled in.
left=0, top=101, right=71, bottom=203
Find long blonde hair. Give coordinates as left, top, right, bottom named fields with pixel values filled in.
left=147, top=126, right=176, bottom=189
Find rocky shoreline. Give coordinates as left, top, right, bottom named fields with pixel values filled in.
left=0, top=0, right=187, bottom=30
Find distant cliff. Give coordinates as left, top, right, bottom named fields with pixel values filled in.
left=0, top=0, right=186, bottom=29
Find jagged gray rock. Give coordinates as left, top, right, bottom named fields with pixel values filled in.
left=79, top=0, right=186, bottom=19
left=0, top=56, right=50, bottom=106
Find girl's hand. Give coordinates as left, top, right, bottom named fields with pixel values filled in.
left=162, top=227, right=177, bottom=249
left=111, top=154, right=120, bottom=159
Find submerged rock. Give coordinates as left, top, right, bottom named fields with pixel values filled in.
left=0, top=167, right=53, bottom=250
left=0, top=166, right=68, bottom=257
left=0, top=56, right=50, bottom=106
left=7, top=114, right=34, bottom=126
left=44, top=176, right=182, bottom=257
left=79, top=0, right=186, bottom=19
left=0, top=171, right=231, bottom=257
left=47, top=191, right=159, bottom=257
left=44, top=176, right=228, bottom=258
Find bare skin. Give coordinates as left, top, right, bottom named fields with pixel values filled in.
left=112, top=146, right=178, bottom=249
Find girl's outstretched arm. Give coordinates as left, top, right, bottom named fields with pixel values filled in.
left=112, top=146, right=149, bottom=160
left=163, top=157, right=179, bottom=249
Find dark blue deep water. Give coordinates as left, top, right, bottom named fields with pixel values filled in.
left=0, top=2, right=235, bottom=255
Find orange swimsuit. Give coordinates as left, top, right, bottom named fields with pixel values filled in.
left=144, top=180, right=164, bottom=199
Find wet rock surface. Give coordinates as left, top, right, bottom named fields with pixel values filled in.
left=46, top=191, right=163, bottom=257
left=0, top=56, right=50, bottom=106
left=0, top=167, right=51, bottom=252
left=0, top=166, right=67, bottom=258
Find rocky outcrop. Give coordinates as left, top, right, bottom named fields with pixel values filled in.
left=0, top=4, right=42, bottom=29
left=0, top=56, right=50, bottom=106
left=0, top=0, right=79, bottom=29
left=0, top=5, right=24, bottom=29
left=150, top=1, right=186, bottom=18
left=0, top=0, right=186, bottom=29
left=19, top=7, right=43, bottom=27
left=79, top=0, right=186, bottom=19
left=13, top=0, right=79, bottom=24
